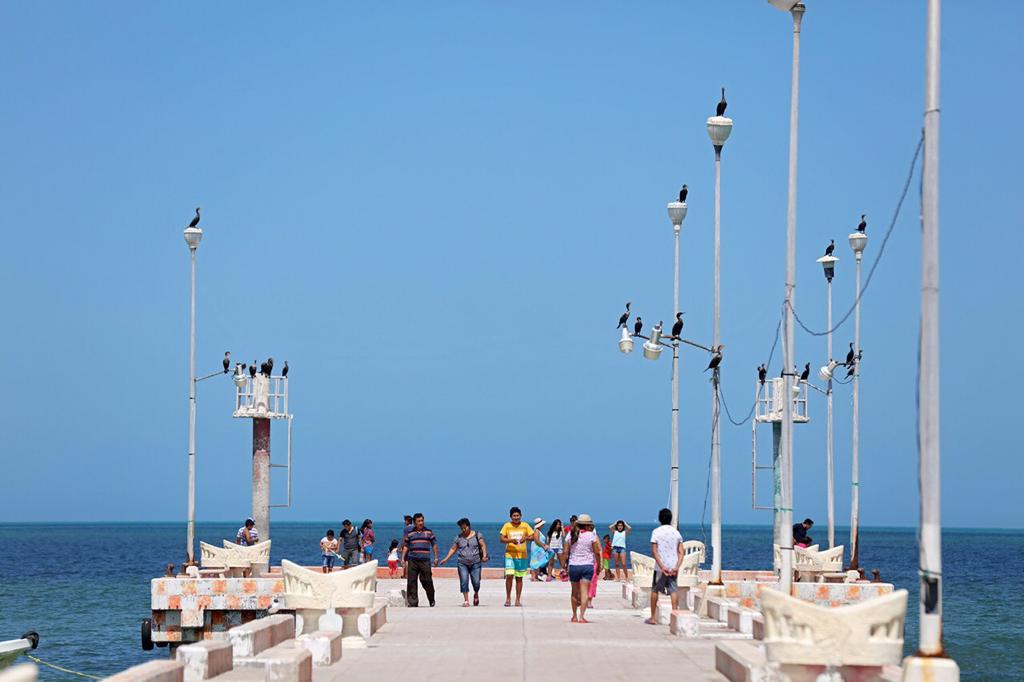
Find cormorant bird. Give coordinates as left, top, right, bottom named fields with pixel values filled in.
left=266, top=358, right=274, bottom=376
left=282, top=361, right=289, bottom=378
left=846, top=363, right=856, bottom=378
left=678, top=185, right=688, bottom=203
left=758, top=364, right=767, bottom=385
left=857, top=214, right=867, bottom=233
left=249, top=363, right=257, bottom=378
left=716, top=87, right=728, bottom=117
left=845, top=342, right=855, bottom=367
left=705, top=345, right=724, bottom=372
left=223, top=351, right=231, bottom=374
left=800, top=363, right=810, bottom=382
left=188, top=207, right=201, bottom=228
left=234, top=363, right=243, bottom=378
left=633, top=317, right=643, bottom=337
left=824, top=240, right=835, bottom=257
left=617, top=302, right=631, bottom=329
left=671, top=312, right=684, bottom=339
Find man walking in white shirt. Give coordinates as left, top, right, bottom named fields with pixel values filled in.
left=645, top=507, right=684, bottom=625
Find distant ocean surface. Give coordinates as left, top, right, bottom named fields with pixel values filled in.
left=0, top=523, right=1020, bottom=680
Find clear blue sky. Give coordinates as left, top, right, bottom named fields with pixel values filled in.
left=1, top=2, right=1020, bottom=528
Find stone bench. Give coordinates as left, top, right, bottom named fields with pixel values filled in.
left=227, top=614, right=295, bottom=658
left=678, top=540, right=705, bottom=588
left=761, top=586, right=907, bottom=677
left=794, top=545, right=844, bottom=582
left=628, top=552, right=654, bottom=609
left=295, top=630, right=342, bottom=667
left=103, top=660, right=185, bottom=682
left=281, top=559, right=378, bottom=643
left=199, top=540, right=272, bottom=577
left=175, top=640, right=233, bottom=681
left=234, top=642, right=312, bottom=682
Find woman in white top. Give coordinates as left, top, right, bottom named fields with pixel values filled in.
left=546, top=519, right=565, bottom=581
left=560, top=514, right=602, bottom=623
left=608, top=519, right=632, bottom=581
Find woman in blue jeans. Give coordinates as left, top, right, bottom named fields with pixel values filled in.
left=440, top=518, right=489, bottom=607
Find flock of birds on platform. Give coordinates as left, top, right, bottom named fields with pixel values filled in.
left=221, top=352, right=289, bottom=380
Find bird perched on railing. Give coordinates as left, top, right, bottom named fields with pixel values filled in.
left=800, top=363, right=810, bottom=382
left=857, top=214, right=867, bottom=233
left=671, top=312, right=684, bottom=339
left=758, top=364, right=767, bottom=385
left=705, top=345, right=724, bottom=372
left=633, top=317, right=643, bottom=337
left=824, top=240, right=835, bottom=257
left=845, top=342, right=856, bottom=367
left=678, top=185, right=688, bottom=203
left=845, top=350, right=863, bottom=378
left=249, top=362, right=257, bottom=378
left=187, top=207, right=201, bottom=228
left=260, top=358, right=274, bottom=377
left=617, top=302, right=631, bottom=329
left=223, top=351, right=231, bottom=374
left=282, top=361, right=289, bottom=378
left=716, top=87, right=728, bottom=117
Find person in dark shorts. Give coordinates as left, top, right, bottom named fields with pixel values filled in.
left=402, top=513, right=438, bottom=607
left=646, top=508, right=683, bottom=625
left=339, top=519, right=361, bottom=566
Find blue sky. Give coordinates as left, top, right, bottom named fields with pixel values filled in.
left=1, top=2, right=1020, bottom=529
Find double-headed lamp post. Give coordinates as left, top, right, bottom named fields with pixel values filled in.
left=848, top=228, right=867, bottom=569
left=184, top=224, right=203, bottom=566
left=815, top=253, right=838, bottom=549
left=707, top=112, right=733, bottom=584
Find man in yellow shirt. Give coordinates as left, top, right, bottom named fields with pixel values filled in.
left=500, top=506, right=534, bottom=607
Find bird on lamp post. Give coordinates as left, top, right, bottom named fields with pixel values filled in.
left=705, top=345, right=724, bottom=372
left=845, top=342, right=856, bottom=367
left=857, top=214, right=867, bottom=233
left=678, top=185, right=688, bottom=203
left=716, top=87, right=728, bottom=116
left=223, top=351, right=231, bottom=374
left=633, top=317, right=643, bottom=337
left=800, top=363, right=810, bottom=382
left=188, top=207, right=201, bottom=228
left=249, top=362, right=257, bottom=378
left=617, top=302, right=631, bottom=329
left=671, top=312, right=684, bottom=339
left=282, top=361, right=289, bottom=378
left=758, top=365, right=767, bottom=385
left=824, top=240, right=835, bottom=257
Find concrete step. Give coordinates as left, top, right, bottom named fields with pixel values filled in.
left=234, top=641, right=312, bottom=682
left=715, top=640, right=768, bottom=682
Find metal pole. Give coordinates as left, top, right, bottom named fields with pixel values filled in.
left=186, top=247, right=197, bottom=565
left=252, top=418, right=271, bottom=542
left=778, top=2, right=804, bottom=594
left=771, top=422, right=782, bottom=571
left=710, top=147, right=723, bottom=583
left=669, top=227, right=681, bottom=527
left=826, top=277, right=835, bottom=549
left=918, top=0, right=944, bottom=656
left=850, top=251, right=862, bottom=569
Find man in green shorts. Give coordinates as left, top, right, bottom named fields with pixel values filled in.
left=500, top=506, right=534, bottom=607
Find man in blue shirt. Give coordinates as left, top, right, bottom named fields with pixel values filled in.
left=401, top=513, right=438, bottom=607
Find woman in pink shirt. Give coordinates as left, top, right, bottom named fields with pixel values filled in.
left=560, top=513, right=602, bottom=623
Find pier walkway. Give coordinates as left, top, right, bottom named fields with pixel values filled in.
left=320, top=577, right=727, bottom=681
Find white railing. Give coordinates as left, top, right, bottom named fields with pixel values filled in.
left=234, top=374, right=289, bottom=419
left=756, top=377, right=810, bottom=423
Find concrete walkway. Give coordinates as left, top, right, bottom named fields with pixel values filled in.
left=318, top=577, right=727, bottom=681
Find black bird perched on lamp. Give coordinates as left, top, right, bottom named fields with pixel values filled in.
left=800, top=363, right=810, bottom=382
left=223, top=351, right=231, bottom=374
left=282, top=361, right=289, bottom=378
left=857, top=214, right=867, bottom=233
left=845, top=342, right=856, bottom=367
left=705, top=345, right=724, bottom=372
left=264, top=358, right=274, bottom=377
left=671, top=312, right=684, bottom=339
left=716, top=87, right=728, bottom=116
left=249, top=362, right=257, bottom=378
left=617, top=302, right=631, bottom=329
left=633, top=317, right=643, bottom=337
left=188, top=207, right=201, bottom=228
left=824, top=240, right=835, bottom=257
left=678, top=185, right=688, bottom=203
left=758, top=364, right=767, bottom=385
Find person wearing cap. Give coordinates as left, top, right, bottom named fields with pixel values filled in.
left=528, top=518, right=552, bottom=582
left=500, top=506, right=535, bottom=607
left=561, top=513, right=602, bottom=623
left=236, top=518, right=259, bottom=547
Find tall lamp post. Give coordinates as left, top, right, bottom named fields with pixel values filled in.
left=184, top=223, right=203, bottom=565
left=848, top=228, right=867, bottom=569
left=707, top=112, right=733, bottom=583
left=768, top=0, right=805, bottom=593
left=816, top=253, right=838, bottom=549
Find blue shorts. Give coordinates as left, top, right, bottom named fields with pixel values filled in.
left=322, top=554, right=336, bottom=569
left=363, top=545, right=374, bottom=557
left=505, top=557, right=529, bottom=578
left=568, top=564, right=593, bottom=583
left=613, top=546, right=626, bottom=555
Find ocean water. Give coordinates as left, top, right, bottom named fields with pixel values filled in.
left=0, top=522, right=1020, bottom=680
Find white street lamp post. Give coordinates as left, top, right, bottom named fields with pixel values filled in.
left=849, top=230, right=867, bottom=569
left=816, top=254, right=838, bottom=549
left=707, top=114, right=732, bottom=583
left=183, top=224, right=203, bottom=565
left=667, top=201, right=687, bottom=527
left=769, top=0, right=804, bottom=594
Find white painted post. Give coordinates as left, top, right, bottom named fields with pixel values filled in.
left=183, top=226, right=203, bottom=565
left=670, top=212, right=682, bottom=528
left=850, top=246, right=863, bottom=569
left=826, top=276, right=835, bottom=549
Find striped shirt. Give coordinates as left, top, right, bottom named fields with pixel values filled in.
left=403, top=527, right=437, bottom=561
left=236, top=526, right=259, bottom=546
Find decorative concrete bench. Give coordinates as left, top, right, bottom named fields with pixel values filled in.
left=677, top=540, right=705, bottom=588
left=773, top=543, right=818, bottom=570
left=793, top=545, right=844, bottom=582
left=281, top=559, right=378, bottom=644
left=198, top=540, right=272, bottom=577
left=628, top=552, right=655, bottom=609
left=102, top=660, right=185, bottom=682
left=761, top=586, right=907, bottom=676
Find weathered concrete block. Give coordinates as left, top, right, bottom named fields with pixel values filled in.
left=385, top=589, right=406, bottom=607
left=707, top=596, right=735, bottom=623
left=630, top=586, right=651, bottom=610
left=295, top=630, right=342, bottom=667
left=727, top=605, right=757, bottom=635
left=715, top=641, right=768, bottom=682
left=656, top=601, right=673, bottom=625
left=670, top=611, right=700, bottom=638
left=235, top=643, right=312, bottom=682
left=752, top=612, right=765, bottom=641
left=227, top=614, right=293, bottom=658
left=900, top=656, right=960, bottom=682
left=368, top=603, right=388, bottom=635
left=176, top=640, right=233, bottom=681
left=0, top=664, right=37, bottom=682
left=103, top=660, right=185, bottom=682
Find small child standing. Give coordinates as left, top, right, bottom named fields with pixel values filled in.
left=602, top=535, right=614, bottom=580
left=386, top=539, right=400, bottom=577
left=320, top=529, right=339, bottom=573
